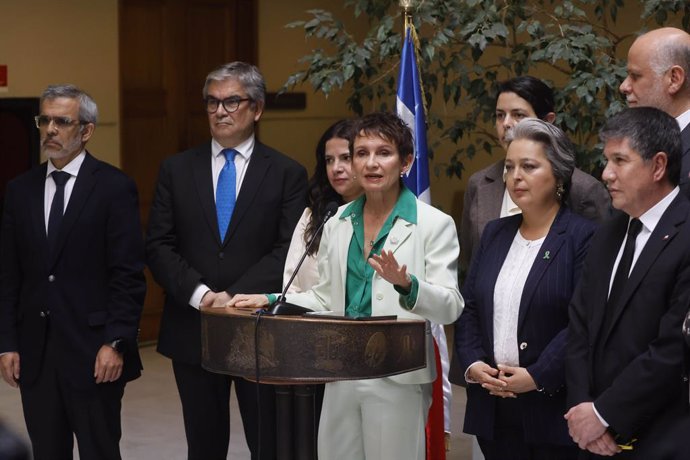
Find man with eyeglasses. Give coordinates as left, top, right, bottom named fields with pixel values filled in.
left=146, top=62, right=307, bottom=459
left=0, top=84, right=146, bottom=459
left=619, top=27, right=690, bottom=197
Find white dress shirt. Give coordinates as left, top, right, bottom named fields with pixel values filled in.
left=465, top=230, right=544, bottom=382
left=493, top=231, right=544, bottom=367
left=44, top=151, right=86, bottom=232
left=500, top=164, right=522, bottom=218
left=677, top=108, right=690, bottom=132
left=188, top=135, right=256, bottom=309
left=500, top=188, right=522, bottom=218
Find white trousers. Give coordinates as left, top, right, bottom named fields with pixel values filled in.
left=317, top=378, right=432, bottom=460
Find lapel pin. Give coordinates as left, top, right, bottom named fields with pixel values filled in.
left=390, top=237, right=399, bottom=245
left=543, top=250, right=550, bottom=260
left=662, top=234, right=669, bottom=240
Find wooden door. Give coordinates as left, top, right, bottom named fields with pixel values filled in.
left=119, top=0, right=257, bottom=342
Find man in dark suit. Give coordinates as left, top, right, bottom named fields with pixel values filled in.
left=619, top=27, right=690, bottom=195
left=0, top=84, right=146, bottom=459
left=565, top=107, right=690, bottom=458
left=146, top=62, right=307, bottom=460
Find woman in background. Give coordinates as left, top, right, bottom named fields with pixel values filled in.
left=278, top=119, right=361, bottom=458
left=283, top=119, right=361, bottom=292
left=456, top=119, right=597, bottom=459
left=459, top=75, right=609, bottom=273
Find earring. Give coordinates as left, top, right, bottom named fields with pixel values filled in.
left=556, top=183, right=565, bottom=200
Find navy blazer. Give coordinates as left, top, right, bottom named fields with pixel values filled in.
left=455, top=207, right=597, bottom=445
left=0, top=153, right=146, bottom=388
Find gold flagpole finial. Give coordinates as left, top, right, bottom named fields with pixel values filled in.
left=399, top=0, right=416, bottom=17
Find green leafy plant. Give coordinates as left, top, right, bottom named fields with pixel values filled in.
left=283, top=0, right=690, bottom=178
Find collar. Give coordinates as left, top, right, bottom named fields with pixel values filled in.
left=340, top=186, right=418, bottom=224
left=211, top=134, right=255, bottom=161
left=677, top=108, right=690, bottom=132
left=46, top=150, right=86, bottom=178
left=637, top=186, right=679, bottom=234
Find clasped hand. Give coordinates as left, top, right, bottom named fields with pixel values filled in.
left=564, top=402, right=621, bottom=456
left=469, top=362, right=537, bottom=398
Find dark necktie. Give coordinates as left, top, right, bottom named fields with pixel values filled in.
left=607, top=218, right=643, bottom=311
left=47, top=171, right=71, bottom=252
left=216, top=149, right=238, bottom=240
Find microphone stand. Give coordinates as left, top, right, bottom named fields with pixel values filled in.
left=268, top=204, right=338, bottom=315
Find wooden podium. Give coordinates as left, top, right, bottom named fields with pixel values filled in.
left=200, top=307, right=427, bottom=382
left=200, top=307, right=428, bottom=460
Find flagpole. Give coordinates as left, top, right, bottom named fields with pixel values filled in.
left=396, top=6, right=450, bottom=460
left=400, top=0, right=414, bottom=28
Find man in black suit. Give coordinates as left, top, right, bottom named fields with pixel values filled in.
left=565, top=107, right=690, bottom=458
left=146, top=62, right=307, bottom=460
left=0, top=85, right=146, bottom=459
left=619, top=27, right=690, bottom=196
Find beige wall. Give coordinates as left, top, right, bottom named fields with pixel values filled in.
left=0, top=0, right=120, bottom=166
left=2, top=1, right=684, bottom=219
left=257, top=1, right=357, bottom=179
left=0, top=0, right=496, bottom=216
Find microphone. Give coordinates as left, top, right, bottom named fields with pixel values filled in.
left=269, top=201, right=339, bottom=315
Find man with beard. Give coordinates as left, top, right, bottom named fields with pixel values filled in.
left=0, top=84, right=146, bottom=459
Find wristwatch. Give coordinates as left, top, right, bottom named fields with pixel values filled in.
left=106, top=339, right=126, bottom=354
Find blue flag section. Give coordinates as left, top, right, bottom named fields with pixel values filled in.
left=397, top=27, right=431, bottom=204
left=397, top=23, right=449, bottom=460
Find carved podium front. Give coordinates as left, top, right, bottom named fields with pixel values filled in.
left=200, top=307, right=427, bottom=383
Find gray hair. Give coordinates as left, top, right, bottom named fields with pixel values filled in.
left=648, top=35, right=690, bottom=90
left=40, top=84, right=98, bottom=125
left=202, top=62, right=266, bottom=106
left=507, top=118, right=576, bottom=199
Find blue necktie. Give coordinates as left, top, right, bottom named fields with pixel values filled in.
left=216, top=148, right=237, bottom=240
left=48, top=171, right=70, bottom=252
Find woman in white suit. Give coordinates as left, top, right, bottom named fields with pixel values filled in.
left=228, top=112, right=464, bottom=460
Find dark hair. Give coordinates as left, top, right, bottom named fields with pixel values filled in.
left=599, top=107, right=681, bottom=186
left=351, top=112, right=413, bottom=162
left=509, top=119, right=576, bottom=201
left=304, top=119, right=356, bottom=255
left=496, top=76, right=555, bottom=120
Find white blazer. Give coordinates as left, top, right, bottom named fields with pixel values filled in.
left=287, top=199, right=464, bottom=384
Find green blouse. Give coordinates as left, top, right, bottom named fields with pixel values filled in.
left=341, top=187, right=420, bottom=317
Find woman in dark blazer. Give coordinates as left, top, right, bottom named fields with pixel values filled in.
left=455, top=119, right=598, bottom=459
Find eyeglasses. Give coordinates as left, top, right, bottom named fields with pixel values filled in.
left=34, top=115, right=87, bottom=129
left=204, top=97, right=252, bottom=114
